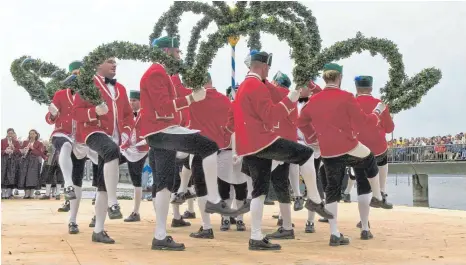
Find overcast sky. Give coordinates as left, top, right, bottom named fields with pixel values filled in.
left=1, top=1, right=465, bottom=141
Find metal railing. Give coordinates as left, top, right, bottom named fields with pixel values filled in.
left=388, top=144, right=466, bottom=163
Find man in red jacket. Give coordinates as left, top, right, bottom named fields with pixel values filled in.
left=73, top=57, right=134, bottom=244
left=297, top=63, right=392, bottom=246
left=141, top=36, right=237, bottom=251
left=352, top=75, right=395, bottom=232
left=45, top=61, right=84, bottom=202
left=235, top=51, right=332, bottom=251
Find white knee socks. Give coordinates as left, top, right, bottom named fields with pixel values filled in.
left=59, top=142, right=74, bottom=188
left=45, top=184, right=52, bottom=196
left=358, top=193, right=372, bottom=231
left=154, top=188, right=171, bottom=240
left=177, top=166, right=192, bottom=193
left=202, top=154, right=221, bottom=203
left=197, top=196, right=212, bottom=229
left=279, top=203, right=293, bottom=230
left=299, top=157, right=322, bottom=204
left=325, top=202, right=339, bottom=237
left=250, top=195, right=266, bottom=240
left=307, top=210, right=316, bottom=223
left=56, top=184, right=61, bottom=196
left=103, top=158, right=119, bottom=207
left=69, top=186, right=82, bottom=223
left=94, top=191, right=108, bottom=233
left=172, top=203, right=181, bottom=220
left=187, top=198, right=195, bottom=213
left=236, top=199, right=244, bottom=221
left=246, top=177, right=253, bottom=200
left=378, top=164, right=388, bottom=193
left=133, top=187, right=142, bottom=214
left=368, top=174, right=383, bottom=200
left=288, top=164, right=302, bottom=197
left=344, top=178, right=355, bottom=194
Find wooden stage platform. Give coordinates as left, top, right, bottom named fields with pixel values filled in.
left=2, top=199, right=465, bottom=265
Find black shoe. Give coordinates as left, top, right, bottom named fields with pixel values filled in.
left=356, top=221, right=371, bottom=229
left=92, top=231, right=115, bottom=244
left=89, top=216, right=96, bottom=228
left=151, top=236, right=185, bottom=251
left=92, top=197, right=96, bottom=205
left=272, top=215, right=279, bottom=219
left=236, top=220, right=246, bottom=231
left=342, top=193, right=351, bottom=203
left=184, top=190, right=197, bottom=199
left=329, top=233, right=350, bottom=246
left=205, top=200, right=238, bottom=216
left=235, top=199, right=251, bottom=215
left=264, top=200, right=275, bottom=206
left=55, top=194, right=61, bottom=200
left=370, top=197, right=393, bottom=209
left=170, top=192, right=187, bottom=205
left=276, top=218, right=295, bottom=227
left=249, top=238, right=281, bottom=251
left=230, top=216, right=237, bottom=225
left=124, top=212, right=141, bottom=222
left=293, top=196, right=305, bottom=211
left=305, top=221, right=315, bottom=233
left=58, top=200, right=70, bottom=212
left=68, top=222, right=79, bottom=234
left=39, top=194, right=51, bottom=200
left=64, top=186, right=77, bottom=200
left=318, top=217, right=329, bottom=223
left=305, top=199, right=334, bottom=219
left=108, top=204, right=123, bottom=219
left=266, top=227, right=295, bottom=240
left=360, top=230, right=374, bottom=240
left=182, top=211, right=196, bottom=219
left=171, top=217, right=191, bottom=227
left=190, top=227, right=214, bottom=239
left=220, top=218, right=230, bottom=231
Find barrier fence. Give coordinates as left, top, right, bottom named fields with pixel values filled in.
left=388, top=144, right=466, bottom=163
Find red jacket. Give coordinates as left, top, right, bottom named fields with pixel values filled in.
left=121, top=111, right=150, bottom=152
left=189, top=88, right=232, bottom=149
left=1, top=138, right=21, bottom=155
left=72, top=76, right=134, bottom=144
left=45, top=89, right=74, bottom=137
left=140, top=64, right=190, bottom=137
left=21, top=140, right=46, bottom=159
left=297, top=87, right=380, bottom=157
left=170, top=74, right=191, bottom=127
left=234, top=74, right=295, bottom=156
left=265, top=81, right=298, bottom=141
left=355, top=95, right=395, bottom=155
left=226, top=103, right=234, bottom=134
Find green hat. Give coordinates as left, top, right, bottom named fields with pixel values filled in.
left=354, top=76, right=373, bottom=88
left=129, top=90, right=140, bottom=100
left=151, top=36, right=180, bottom=49
left=68, top=61, right=83, bottom=72
left=323, top=63, right=343, bottom=74
left=273, top=71, right=291, bottom=89
left=251, top=51, right=273, bottom=67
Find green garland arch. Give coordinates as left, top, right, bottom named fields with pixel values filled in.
left=10, top=56, right=67, bottom=105
left=306, top=32, right=442, bottom=113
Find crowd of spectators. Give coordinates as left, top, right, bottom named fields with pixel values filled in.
left=387, top=132, right=466, bottom=162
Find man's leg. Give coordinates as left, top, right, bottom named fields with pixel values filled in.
left=68, top=153, right=86, bottom=234
left=342, top=168, right=355, bottom=203
left=233, top=182, right=247, bottom=231
left=150, top=147, right=185, bottom=251
left=170, top=159, right=191, bottom=228
left=288, top=163, right=304, bottom=211
left=353, top=168, right=374, bottom=240
left=86, top=133, right=122, bottom=219
left=218, top=177, right=232, bottom=231
left=124, top=155, right=147, bottom=222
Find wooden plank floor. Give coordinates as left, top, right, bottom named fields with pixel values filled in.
left=2, top=199, right=466, bottom=265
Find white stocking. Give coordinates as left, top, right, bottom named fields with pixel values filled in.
left=59, top=142, right=74, bottom=188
